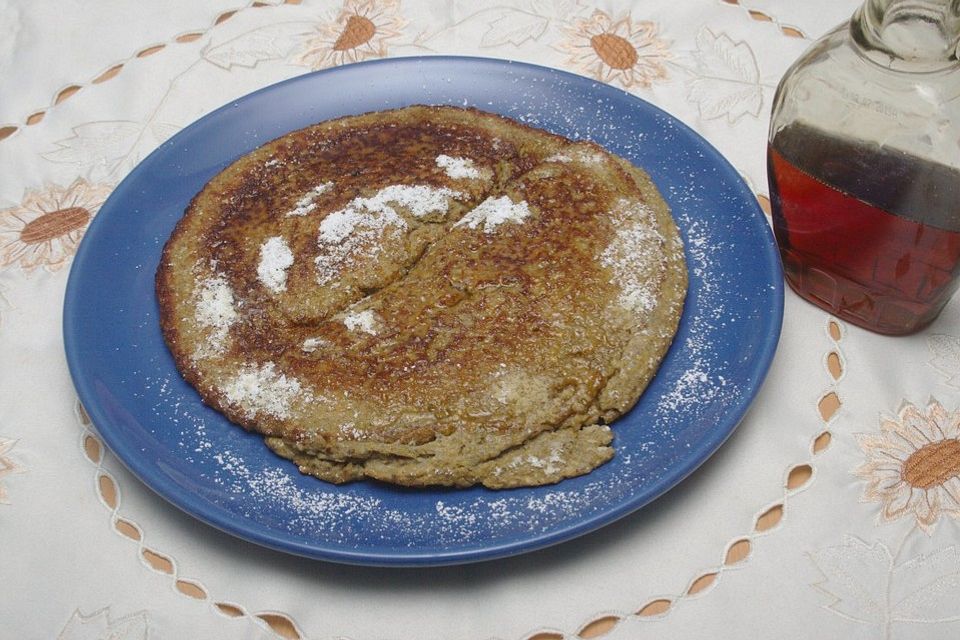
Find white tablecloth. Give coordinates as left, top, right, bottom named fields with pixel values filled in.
left=2, top=1, right=959, bottom=638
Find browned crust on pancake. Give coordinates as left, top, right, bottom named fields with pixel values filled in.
left=156, top=105, right=687, bottom=488
left=157, top=105, right=561, bottom=430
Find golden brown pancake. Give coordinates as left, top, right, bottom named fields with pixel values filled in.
left=156, top=105, right=687, bottom=488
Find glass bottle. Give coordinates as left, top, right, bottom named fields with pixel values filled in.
left=767, top=0, right=960, bottom=335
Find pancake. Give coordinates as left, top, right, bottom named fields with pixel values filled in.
left=157, top=105, right=687, bottom=488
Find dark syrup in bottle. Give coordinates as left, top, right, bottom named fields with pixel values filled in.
left=768, top=123, right=960, bottom=334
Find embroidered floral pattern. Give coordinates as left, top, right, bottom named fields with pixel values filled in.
left=685, top=27, right=765, bottom=122
left=810, top=535, right=960, bottom=631
left=0, top=436, right=25, bottom=504
left=0, top=178, right=113, bottom=271
left=558, top=9, right=670, bottom=89
left=855, top=399, right=960, bottom=532
left=292, top=0, right=408, bottom=69
left=928, top=334, right=960, bottom=388
left=43, top=121, right=180, bottom=183
left=57, top=607, right=149, bottom=640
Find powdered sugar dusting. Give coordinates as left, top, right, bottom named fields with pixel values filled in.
left=221, top=362, right=305, bottom=420
left=257, top=236, right=294, bottom=293
left=315, top=185, right=464, bottom=285
left=343, top=308, right=379, bottom=335
left=454, top=196, right=530, bottom=233
left=315, top=195, right=406, bottom=285
left=156, top=357, right=620, bottom=544
left=492, top=448, right=566, bottom=477
left=653, top=213, right=738, bottom=418
left=601, top=198, right=664, bottom=314
left=301, top=337, right=327, bottom=352
left=546, top=149, right=604, bottom=165
left=338, top=422, right=365, bottom=439
left=286, top=182, right=334, bottom=216
left=195, top=275, right=236, bottom=328
left=247, top=468, right=383, bottom=521
left=436, top=154, right=481, bottom=179
left=318, top=199, right=405, bottom=244
left=193, top=274, right=237, bottom=359
left=138, top=68, right=781, bottom=562
left=369, top=184, right=464, bottom=218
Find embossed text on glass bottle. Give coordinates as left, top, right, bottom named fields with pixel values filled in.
left=768, top=0, right=960, bottom=334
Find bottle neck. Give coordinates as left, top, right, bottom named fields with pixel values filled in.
left=851, top=0, right=960, bottom=71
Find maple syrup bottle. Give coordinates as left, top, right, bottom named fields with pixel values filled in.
left=768, top=0, right=960, bottom=334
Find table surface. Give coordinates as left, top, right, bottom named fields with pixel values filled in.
left=2, top=1, right=959, bottom=639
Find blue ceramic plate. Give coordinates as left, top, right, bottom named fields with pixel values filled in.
left=64, top=57, right=782, bottom=566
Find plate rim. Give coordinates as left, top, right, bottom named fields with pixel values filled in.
left=63, top=55, right=784, bottom=566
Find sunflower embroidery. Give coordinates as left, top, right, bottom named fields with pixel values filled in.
left=855, top=399, right=960, bottom=532
left=558, top=10, right=670, bottom=89
left=292, top=0, right=408, bottom=70
left=0, top=178, right=113, bottom=272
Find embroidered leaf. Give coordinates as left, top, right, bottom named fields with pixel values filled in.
left=809, top=535, right=892, bottom=623
left=57, top=607, right=149, bottom=640
left=42, top=121, right=142, bottom=171
left=928, top=334, right=960, bottom=388
left=530, top=0, right=578, bottom=18
left=694, top=27, right=759, bottom=82
left=891, top=546, right=960, bottom=623
left=203, top=22, right=313, bottom=69
left=688, top=82, right=763, bottom=121
left=481, top=10, right=549, bottom=47
left=150, top=122, right=181, bottom=145
left=686, top=28, right=763, bottom=122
